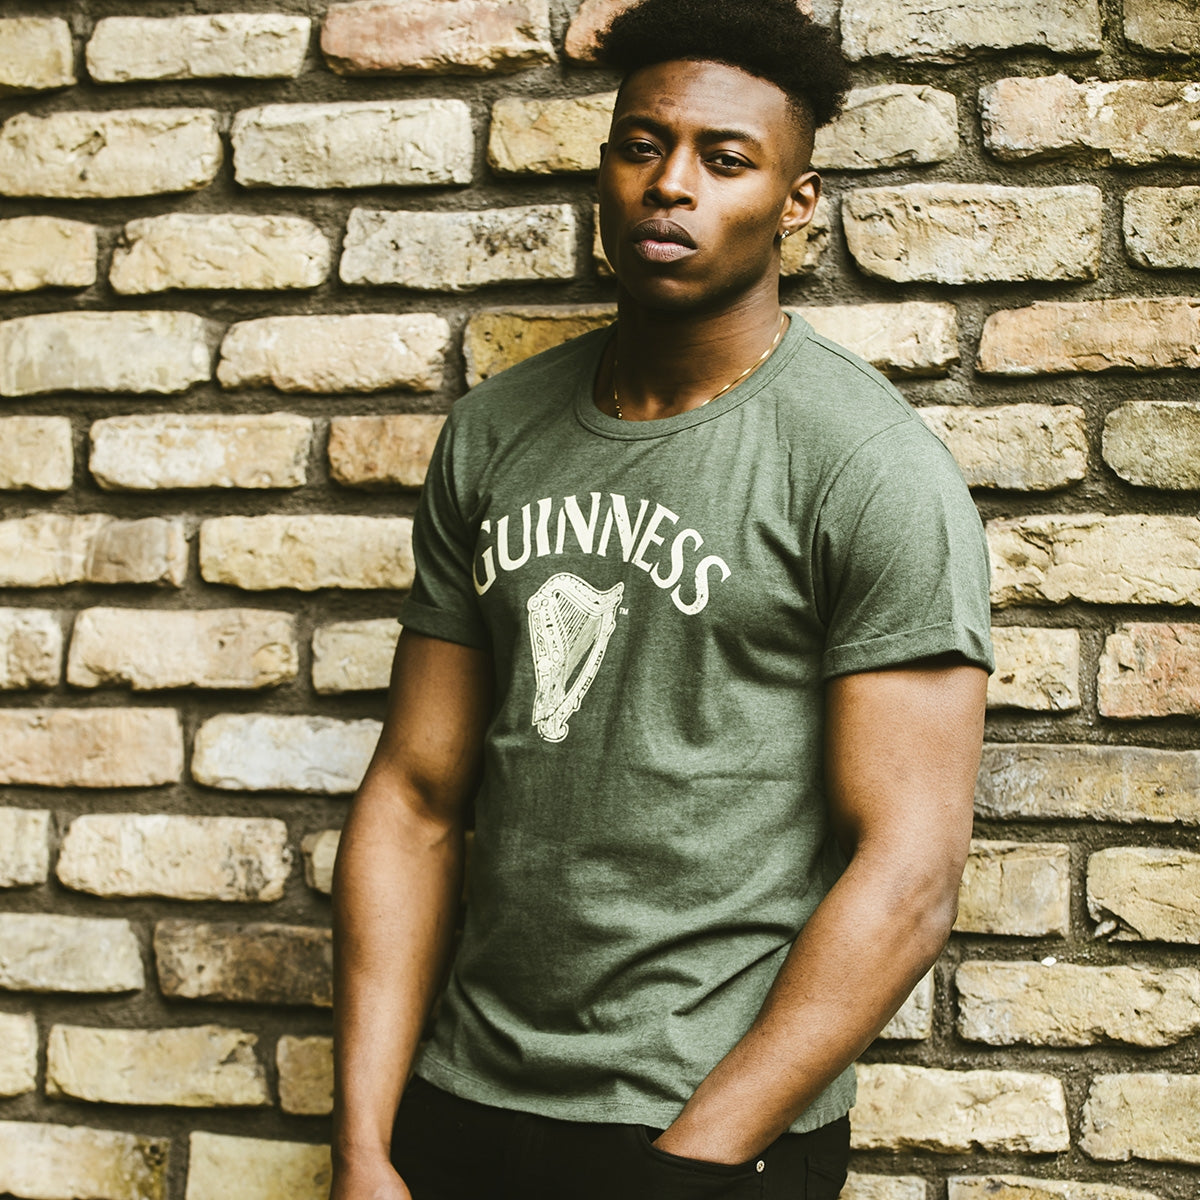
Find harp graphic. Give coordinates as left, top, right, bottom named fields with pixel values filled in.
left=527, top=572, right=624, bottom=743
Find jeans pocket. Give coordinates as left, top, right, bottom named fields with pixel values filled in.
left=628, top=1126, right=763, bottom=1199
left=804, top=1153, right=847, bottom=1200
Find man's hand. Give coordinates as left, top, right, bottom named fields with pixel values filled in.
left=330, top=1154, right=412, bottom=1200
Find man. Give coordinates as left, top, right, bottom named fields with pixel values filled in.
left=331, top=1, right=994, bottom=1196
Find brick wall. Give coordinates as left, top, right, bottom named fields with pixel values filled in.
left=1, top=2, right=1198, bottom=1198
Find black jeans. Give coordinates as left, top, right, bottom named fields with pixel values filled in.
left=391, top=1076, right=850, bottom=1200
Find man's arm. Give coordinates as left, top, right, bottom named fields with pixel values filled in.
left=330, top=631, right=492, bottom=1200
left=654, top=654, right=987, bottom=1164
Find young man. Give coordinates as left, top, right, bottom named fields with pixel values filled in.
left=330, top=1, right=994, bottom=1197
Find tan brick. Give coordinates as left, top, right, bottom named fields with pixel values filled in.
left=47, top=1025, right=268, bottom=1108
left=814, top=85, right=957, bottom=170
left=982, top=75, right=1200, bottom=166
left=341, top=204, right=576, bottom=291
left=0, top=1121, right=167, bottom=1200
left=110, top=214, right=329, bottom=294
left=1103, top=400, right=1200, bottom=489
left=977, top=744, right=1200, bottom=825
left=1089, top=848, right=1200, bottom=944
left=1125, top=0, right=1200, bottom=54
left=199, top=516, right=413, bottom=591
left=1099, top=623, right=1200, bottom=718
left=987, top=627, right=1080, bottom=712
left=1081, top=1074, right=1200, bottom=1164
left=1124, top=187, right=1200, bottom=270
left=0, top=708, right=182, bottom=787
left=0, top=1013, right=36, bottom=1096
left=218, top=314, right=448, bottom=394
left=91, top=413, right=312, bottom=491
left=0, top=108, right=221, bottom=199
left=0, top=216, right=95, bottom=291
left=0, top=310, right=214, bottom=396
left=989, top=514, right=1200, bottom=608
left=0, top=416, right=73, bottom=491
left=844, top=185, right=1100, bottom=284
left=86, top=15, right=310, bottom=82
left=57, top=814, right=291, bottom=902
left=231, top=101, right=472, bottom=189
left=489, top=92, right=613, bottom=175
left=794, top=302, right=959, bottom=378
left=301, top=830, right=340, bottom=894
left=920, top=405, right=1086, bottom=491
left=950, top=1177, right=1161, bottom=1200
left=0, top=609, right=62, bottom=690
left=464, top=304, right=615, bottom=386
left=0, top=914, right=143, bottom=993
left=0, top=808, right=50, bottom=887
left=192, top=714, right=379, bottom=794
left=957, top=962, right=1200, bottom=1047
left=956, top=840, right=1071, bottom=937
left=323, top=0, right=553, bottom=76
left=850, top=1064, right=1069, bottom=1153
left=843, top=1176, right=926, bottom=1200
left=156, top=921, right=332, bottom=1007
left=277, top=1035, right=333, bottom=1115
left=0, top=18, right=75, bottom=93
left=186, top=1132, right=330, bottom=1200
left=842, top=0, right=1100, bottom=61
left=312, top=619, right=400, bottom=694
left=879, top=970, right=933, bottom=1040
left=0, top=514, right=187, bottom=588
left=329, top=415, right=445, bottom=490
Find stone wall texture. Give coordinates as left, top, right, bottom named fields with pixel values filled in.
left=0, top=2, right=1197, bottom=1198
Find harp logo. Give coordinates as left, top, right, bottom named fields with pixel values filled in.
left=527, top=572, right=623, bottom=743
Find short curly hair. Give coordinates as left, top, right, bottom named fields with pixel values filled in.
left=595, top=0, right=850, bottom=129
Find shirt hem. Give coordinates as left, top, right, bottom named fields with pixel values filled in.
left=823, top=621, right=994, bottom=679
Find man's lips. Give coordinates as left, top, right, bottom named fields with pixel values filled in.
left=630, top=218, right=697, bottom=263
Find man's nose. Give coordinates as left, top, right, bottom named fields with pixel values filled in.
left=644, top=149, right=696, bottom=208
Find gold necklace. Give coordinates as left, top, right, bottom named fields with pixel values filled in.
left=612, top=310, right=788, bottom=420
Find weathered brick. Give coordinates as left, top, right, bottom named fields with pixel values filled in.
left=322, top=0, right=553, bottom=76
left=987, top=627, right=1081, bottom=712
left=91, top=414, right=312, bottom=491
left=489, top=92, right=613, bottom=175
left=0, top=416, right=72, bottom=491
left=217, top=315, right=448, bottom=394
left=156, top=921, right=332, bottom=1007
left=957, top=962, right=1200, bottom=1047
left=192, top=714, right=380, bottom=794
left=199, top=516, right=413, bottom=591
left=0, top=808, right=51, bottom=887
left=110, top=214, right=329, bottom=294
left=301, top=829, right=340, bottom=894
left=0, top=18, right=75, bottom=94
left=844, top=185, right=1100, bottom=284
left=988, top=514, right=1200, bottom=607
left=0, top=310, right=213, bottom=396
left=950, top=1178, right=1161, bottom=1200
left=841, top=0, right=1100, bottom=61
left=231, top=101, right=472, bottom=189
left=464, top=304, right=616, bottom=386
left=814, top=85, right=957, bottom=170
left=1081, top=1074, right=1200, bottom=1164
left=1103, top=400, right=1200, bottom=489
left=277, top=1035, right=333, bottom=1115
left=879, top=970, right=933, bottom=1040
left=0, top=109, right=221, bottom=199
left=850, top=1064, right=1069, bottom=1153
left=1125, top=0, right=1200, bottom=54
left=341, top=205, right=576, bottom=291
left=843, top=1176, right=925, bottom=1200
left=186, top=1132, right=330, bottom=1200
left=794, top=302, right=959, bottom=378
left=1124, top=187, right=1200, bottom=270
left=86, top=15, right=310, bottom=82
left=1089, top=848, right=1200, bottom=944
left=57, top=814, right=291, bottom=902
left=920, top=405, right=1086, bottom=492
left=0, top=216, right=95, bottom=291
left=0, top=708, right=182, bottom=787
left=1099, top=623, right=1200, bottom=719
left=47, top=1025, right=269, bottom=1108
left=0, top=1013, right=36, bottom=1096
left=977, top=744, right=1200, bottom=825
left=329, top=416, right=445, bottom=490
left=0, top=914, right=143, bottom=993
left=312, top=619, right=400, bottom=694
left=982, top=76, right=1200, bottom=166
left=0, top=609, right=62, bottom=690
left=956, top=840, right=1071, bottom=937
left=0, top=1122, right=167, bottom=1200
left=0, top=514, right=187, bottom=588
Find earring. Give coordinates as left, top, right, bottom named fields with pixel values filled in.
left=779, top=229, right=793, bottom=240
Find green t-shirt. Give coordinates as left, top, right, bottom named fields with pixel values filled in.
left=400, top=316, right=993, bottom=1133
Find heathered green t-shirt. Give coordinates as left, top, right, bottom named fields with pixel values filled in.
left=400, top=316, right=993, bottom=1134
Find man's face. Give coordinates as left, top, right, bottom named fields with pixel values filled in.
left=597, top=58, right=820, bottom=314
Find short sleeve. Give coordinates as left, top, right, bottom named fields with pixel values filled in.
left=817, top=418, right=994, bottom=679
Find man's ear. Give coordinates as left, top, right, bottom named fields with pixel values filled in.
left=780, top=170, right=821, bottom=238
left=599, top=141, right=609, bottom=168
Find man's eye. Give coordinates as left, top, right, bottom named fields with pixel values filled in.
left=623, top=140, right=659, bottom=157
left=710, top=154, right=746, bottom=172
